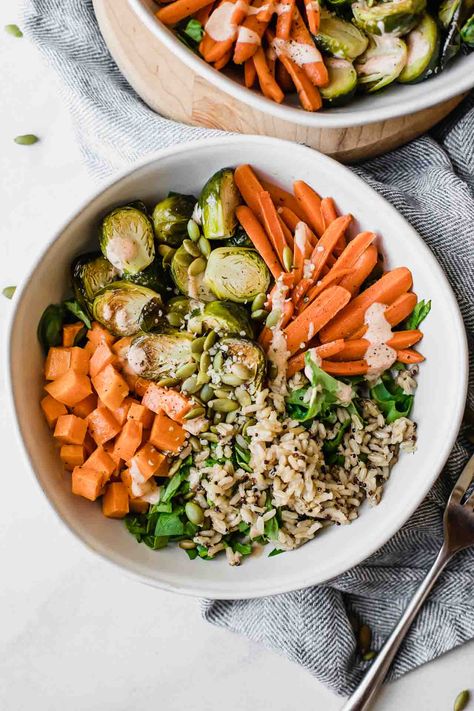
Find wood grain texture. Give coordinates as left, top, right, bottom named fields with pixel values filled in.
left=93, top=0, right=464, bottom=163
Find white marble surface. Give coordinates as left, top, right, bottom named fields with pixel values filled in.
left=1, top=2, right=473, bottom=709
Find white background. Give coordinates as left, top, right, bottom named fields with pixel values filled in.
left=1, top=2, right=473, bottom=708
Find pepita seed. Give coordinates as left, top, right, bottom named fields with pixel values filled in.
left=231, top=362, right=252, bottom=380
left=251, top=308, right=267, bottom=321
left=188, top=256, right=206, bottom=276
left=5, top=24, right=23, bottom=37
left=221, top=373, right=245, bottom=387
left=196, top=370, right=211, bottom=387
left=201, top=432, right=219, bottom=443
left=189, top=436, right=201, bottom=452
left=454, top=690, right=470, bottom=711
left=166, top=312, right=184, bottom=327
left=179, top=539, right=197, bottom=550
left=2, top=286, right=16, bottom=300
left=251, top=292, right=267, bottom=312
left=181, top=375, right=200, bottom=394
left=14, top=134, right=39, bottom=146
left=199, top=352, right=211, bottom=373
left=184, top=406, right=205, bottom=420
left=213, top=350, right=224, bottom=371
left=236, top=434, right=249, bottom=450
left=265, top=309, right=281, bottom=329
left=183, top=239, right=201, bottom=257
left=168, top=459, right=182, bottom=476
left=214, top=388, right=232, bottom=399
left=157, top=377, right=179, bottom=387
left=158, top=244, right=174, bottom=258
left=283, top=245, right=293, bottom=272
left=187, top=219, right=200, bottom=242
left=225, top=411, right=238, bottom=424
left=210, top=425, right=219, bottom=434
left=184, top=490, right=196, bottom=500
left=175, top=362, right=197, bottom=379
left=203, top=330, right=218, bottom=351
left=209, top=398, right=239, bottom=413
left=235, top=388, right=251, bottom=407
left=185, top=501, right=204, bottom=525
left=242, top=418, right=256, bottom=436
left=191, top=336, right=206, bottom=354
left=200, top=384, right=215, bottom=402
left=198, top=236, right=211, bottom=258
left=358, top=624, right=372, bottom=654
left=362, top=651, right=376, bottom=662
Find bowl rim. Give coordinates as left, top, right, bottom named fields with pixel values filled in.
left=6, top=135, right=469, bottom=599
left=127, top=0, right=474, bottom=129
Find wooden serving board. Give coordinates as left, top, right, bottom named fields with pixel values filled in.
left=93, top=0, right=464, bottom=163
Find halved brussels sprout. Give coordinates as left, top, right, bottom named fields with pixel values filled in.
left=127, top=200, right=148, bottom=214
left=314, top=10, right=368, bottom=60
left=197, top=301, right=253, bottom=337
left=461, top=14, right=474, bottom=46
left=399, top=14, right=439, bottom=83
left=152, top=193, right=196, bottom=247
left=122, top=258, right=172, bottom=298
left=92, top=281, right=163, bottom=337
left=100, top=206, right=155, bottom=275
left=204, top=247, right=270, bottom=303
left=72, top=252, right=119, bottom=314
left=199, top=169, right=241, bottom=240
left=127, top=330, right=194, bottom=380
left=320, top=58, right=358, bottom=105
left=438, top=0, right=474, bottom=68
left=218, top=337, right=266, bottom=391
left=353, top=0, right=426, bottom=36
left=355, top=35, right=407, bottom=92
left=171, top=246, right=215, bottom=302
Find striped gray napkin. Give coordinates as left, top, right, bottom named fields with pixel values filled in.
left=23, top=0, right=474, bottom=695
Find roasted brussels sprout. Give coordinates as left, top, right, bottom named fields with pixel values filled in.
left=127, top=200, right=148, bottom=214
left=353, top=0, right=426, bottom=36
left=319, top=58, right=358, bottom=105
left=122, top=258, right=172, bottom=298
left=218, top=337, right=266, bottom=391
left=199, top=169, right=241, bottom=240
left=314, top=10, right=368, bottom=59
left=171, top=246, right=215, bottom=302
left=355, top=35, right=407, bottom=92
left=438, top=0, right=474, bottom=68
left=204, top=247, right=270, bottom=303
left=127, top=330, right=194, bottom=380
left=399, top=14, right=439, bottom=83
left=228, top=224, right=253, bottom=247
left=72, top=252, right=119, bottom=314
left=152, top=193, right=196, bottom=247
left=461, top=14, right=474, bottom=45
left=100, top=206, right=155, bottom=275
left=92, top=281, right=163, bottom=337
left=197, top=301, right=253, bottom=337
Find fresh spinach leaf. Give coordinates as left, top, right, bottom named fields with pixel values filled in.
left=160, top=458, right=191, bottom=503
left=185, top=548, right=198, bottom=560
left=404, top=299, right=431, bottom=330
left=37, top=303, right=65, bottom=351
left=233, top=541, right=253, bottom=556
left=154, top=513, right=185, bottom=537
left=268, top=548, right=285, bottom=557
left=183, top=18, right=204, bottom=42
left=143, top=535, right=168, bottom=550
left=323, top=418, right=351, bottom=457
left=63, top=298, right=92, bottom=329
left=370, top=374, right=414, bottom=423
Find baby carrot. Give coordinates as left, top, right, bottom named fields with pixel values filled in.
left=321, top=360, right=369, bottom=376
left=309, top=214, right=353, bottom=278
left=258, top=190, right=288, bottom=265
left=253, top=48, right=285, bottom=103
left=284, top=285, right=351, bottom=354
left=286, top=339, right=345, bottom=377
left=349, top=292, right=418, bottom=339
left=267, top=30, right=322, bottom=112
left=337, top=244, right=378, bottom=297
left=396, top=349, right=425, bottom=364
left=236, top=205, right=283, bottom=279
left=290, top=7, right=328, bottom=87
left=234, top=164, right=265, bottom=217
left=329, top=330, right=423, bottom=361
left=293, top=180, right=325, bottom=237
left=260, top=179, right=307, bottom=222
left=276, top=0, right=295, bottom=39
left=304, top=0, right=320, bottom=34
left=244, top=58, right=257, bottom=87
left=234, top=0, right=272, bottom=64
left=157, top=0, right=212, bottom=25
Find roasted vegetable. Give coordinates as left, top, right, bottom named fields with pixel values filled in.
left=399, top=14, right=439, bottom=83
left=127, top=330, right=194, bottom=380
left=204, top=247, right=270, bottom=303
left=355, top=35, right=408, bottom=92
left=92, top=281, right=163, bottom=336
left=152, top=193, right=196, bottom=247
left=319, top=58, right=358, bottom=105
left=197, top=301, right=253, bottom=337
left=122, top=258, right=172, bottom=297
left=99, top=206, right=155, bottom=275
left=438, top=0, right=474, bottom=68
left=314, top=10, right=368, bottom=59
left=228, top=224, right=253, bottom=247
left=353, top=0, right=426, bottom=36
left=461, top=14, right=474, bottom=45
left=72, top=252, right=119, bottom=314
left=171, top=245, right=215, bottom=302
left=199, top=169, right=241, bottom=240
left=218, top=337, right=266, bottom=390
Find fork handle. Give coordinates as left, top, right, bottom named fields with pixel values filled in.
left=341, top=543, right=453, bottom=711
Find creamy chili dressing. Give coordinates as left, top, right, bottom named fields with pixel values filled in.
left=294, top=221, right=308, bottom=254
left=268, top=275, right=291, bottom=389
left=205, top=2, right=242, bottom=42
left=247, top=2, right=274, bottom=14
left=237, top=26, right=261, bottom=44
left=305, top=1, right=319, bottom=9
left=272, top=37, right=322, bottom=65
left=363, top=302, right=397, bottom=377
left=275, top=2, right=292, bottom=13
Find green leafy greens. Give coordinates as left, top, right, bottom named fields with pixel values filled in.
left=370, top=372, right=413, bottom=423
left=404, top=299, right=431, bottom=329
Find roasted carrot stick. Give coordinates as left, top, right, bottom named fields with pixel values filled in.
left=199, top=0, right=247, bottom=62
left=290, top=7, right=328, bottom=87
left=293, top=222, right=309, bottom=285
left=286, top=339, right=345, bottom=377
left=259, top=299, right=294, bottom=349
left=194, top=1, right=214, bottom=24
left=349, top=292, right=418, bottom=340
left=236, top=205, right=283, bottom=279
left=234, top=164, right=265, bottom=217
left=321, top=360, right=369, bottom=376
left=278, top=207, right=316, bottom=249
left=276, top=60, right=295, bottom=92
left=323, top=231, right=377, bottom=284
left=329, top=330, right=423, bottom=362
left=293, top=180, right=325, bottom=237
left=337, top=244, right=378, bottom=297
left=319, top=267, right=413, bottom=343
left=157, top=0, right=212, bottom=25
left=244, top=57, right=257, bottom=87
left=214, top=49, right=232, bottom=69
left=301, top=266, right=353, bottom=308
left=320, top=196, right=338, bottom=229
left=258, top=191, right=288, bottom=264
left=276, top=0, right=295, bottom=39
left=304, top=0, right=320, bottom=34
left=309, top=215, right=352, bottom=276
left=234, top=0, right=272, bottom=64
left=253, top=47, right=285, bottom=102
left=396, top=349, right=425, bottom=364
left=266, top=272, right=295, bottom=308
left=284, top=285, right=351, bottom=354
left=260, top=179, right=307, bottom=222
left=267, top=30, right=322, bottom=112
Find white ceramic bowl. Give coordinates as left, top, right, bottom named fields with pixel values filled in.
left=7, top=137, right=468, bottom=598
left=129, top=0, right=474, bottom=128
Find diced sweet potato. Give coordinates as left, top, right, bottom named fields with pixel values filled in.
left=71, top=393, right=98, bottom=419
left=113, top=420, right=143, bottom=462
left=54, top=414, right=88, bottom=445
left=84, top=446, right=117, bottom=479
left=45, top=369, right=92, bottom=407
left=87, top=322, right=116, bottom=351
left=92, top=364, right=129, bottom=411
left=109, top=396, right=133, bottom=427
left=89, top=342, right=116, bottom=378
left=63, top=322, right=84, bottom=348
left=87, top=407, right=121, bottom=445
left=41, top=394, right=68, bottom=428
left=103, top=439, right=122, bottom=466
left=44, top=347, right=71, bottom=380
left=149, top=411, right=187, bottom=453
left=72, top=466, right=105, bottom=501
left=83, top=432, right=97, bottom=456
left=112, top=336, right=133, bottom=358
left=134, top=377, right=153, bottom=397
left=69, top=347, right=90, bottom=375
left=102, top=482, right=130, bottom=518
left=129, top=497, right=149, bottom=514
left=127, top=402, right=154, bottom=429
left=142, top=383, right=191, bottom=422
left=60, top=444, right=85, bottom=470
left=131, top=442, right=169, bottom=481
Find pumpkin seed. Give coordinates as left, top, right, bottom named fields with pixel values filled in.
left=251, top=292, right=267, bottom=312
left=196, top=371, right=211, bottom=387
left=5, top=24, right=23, bottom=37
left=199, top=351, right=211, bottom=372
left=176, top=362, right=197, bottom=379
left=184, top=406, right=205, bottom=420
left=2, top=286, right=16, bottom=300
left=200, top=384, right=215, bottom=403
left=362, top=651, right=376, bottom=662
left=158, top=244, right=174, bottom=258
left=181, top=375, right=200, bottom=394
left=183, top=239, right=201, bottom=257
left=214, top=387, right=232, bottom=399
left=213, top=350, right=224, bottom=371
left=454, top=691, right=470, bottom=711
left=225, top=411, right=238, bottom=424
left=188, top=256, right=206, bottom=277
left=168, top=459, right=182, bottom=476
left=187, top=219, right=200, bottom=242
left=179, top=539, right=197, bottom=550
left=166, top=311, right=184, bottom=327
left=221, top=372, right=245, bottom=387
left=191, top=335, right=206, bottom=354
left=201, top=432, right=219, bottom=443
left=235, top=387, right=251, bottom=407
left=251, top=308, right=267, bottom=321
left=14, top=134, right=39, bottom=145
left=183, top=490, right=196, bottom=500
left=198, top=236, right=211, bottom=258
left=210, top=425, right=219, bottom=434
left=185, top=501, right=204, bottom=525
left=242, top=418, right=256, bottom=436
left=265, top=309, right=281, bottom=329
left=203, top=329, right=218, bottom=351
left=231, top=362, right=252, bottom=380
left=189, top=436, right=201, bottom=452
left=157, top=377, right=179, bottom=387
left=209, top=398, right=239, bottom=413
left=283, top=245, right=293, bottom=272
left=358, top=624, right=372, bottom=654
left=236, top=433, right=249, bottom=450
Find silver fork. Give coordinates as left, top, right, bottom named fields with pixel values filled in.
left=342, top=453, right=474, bottom=711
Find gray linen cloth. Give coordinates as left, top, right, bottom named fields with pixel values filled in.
left=24, top=0, right=474, bottom=695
